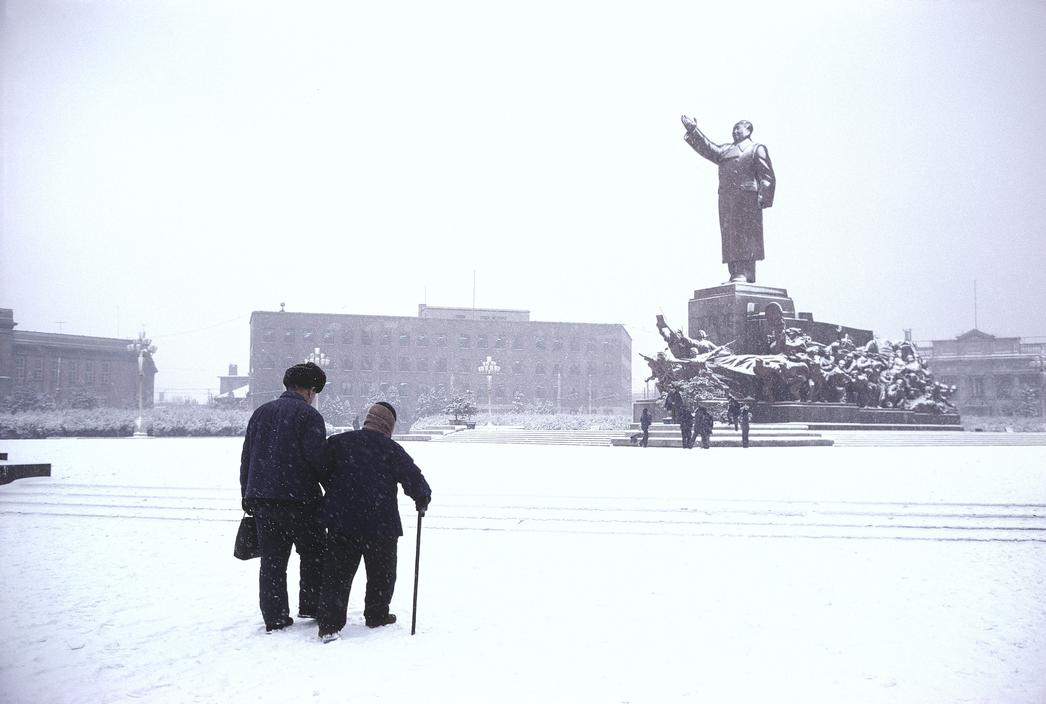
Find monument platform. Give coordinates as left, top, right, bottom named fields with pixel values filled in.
left=688, top=282, right=872, bottom=354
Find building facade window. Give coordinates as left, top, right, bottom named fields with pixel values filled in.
left=303, top=329, right=313, bottom=342
left=435, top=333, right=447, bottom=347
left=513, top=360, right=523, bottom=374
left=477, top=334, right=488, bottom=349
left=342, top=357, right=353, bottom=371
left=513, top=336, right=524, bottom=350
left=399, top=357, right=411, bottom=371
left=552, top=338, right=563, bottom=351
left=361, top=331, right=373, bottom=345
left=495, top=335, right=506, bottom=349
left=340, top=381, right=352, bottom=395
left=380, top=358, right=391, bottom=371
left=535, top=362, right=546, bottom=374
left=361, top=356, right=373, bottom=370
left=380, top=331, right=391, bottom=346
left=995, top=375, right=1014, bottom=398
left=284, top=329, right=295, bottom=343
left=322, top=327, right=336, bottom=343
left=458, top=334, right=471, bottom=348
left=399, top=333, right=410, bottom=347
left=417, top=359, right=428, bottom=372
left=14, top=356, right=25, bottom=381
left=969, top=376, right=986, bottom=398
left=32, top=358, right=44, bottom=382
left=262, top=328, right=275, bottom=342
left=84, top=360, right=95, bottom=384
left=342, top=329, right=354, bottom=344
left=535, top=336, right=546, bottom=350
left=101, top=361, right=111, bottom=385
left=436, top=358, right=447, bottom=372
left=417, top=333, right=428, bottom=347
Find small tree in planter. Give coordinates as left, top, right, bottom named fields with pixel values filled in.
left=511, top=390, right=527, bottom=413
left=415, top=385, right=449, bottom=418
left=445, top=390, right=478, bottom=427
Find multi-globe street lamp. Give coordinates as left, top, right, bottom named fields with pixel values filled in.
left=478, top=356, right=500, bottom=425
left=126, top=330, right=157, bottom=438
left=305, top=347, right=330, bottom=410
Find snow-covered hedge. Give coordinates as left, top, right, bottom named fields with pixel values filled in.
left=0, top=406, right=251, bottom=438
left=411, top=412, right=631, bottom=432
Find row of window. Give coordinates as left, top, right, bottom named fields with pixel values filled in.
left=13, top=357, right=112, bottom=386
left=260, top=328, right=618, bottom=353
left=331, top=381, right=621, bottom=402
left=939, top=374, right=1041, bottom=399
left=258, top=355, right=618, bottom=376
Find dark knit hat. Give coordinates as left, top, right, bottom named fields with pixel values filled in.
left=363, top=402, right=397, bottom=436
left=283, top=362, right=327, bottom=392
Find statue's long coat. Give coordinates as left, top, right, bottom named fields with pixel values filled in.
left=685, top=130, right=776, bottom=264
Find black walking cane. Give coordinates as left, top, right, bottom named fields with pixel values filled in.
left=411, top=508, right=424, bottom=635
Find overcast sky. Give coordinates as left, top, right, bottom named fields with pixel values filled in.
left=3, top=0, right=1046, bottom=400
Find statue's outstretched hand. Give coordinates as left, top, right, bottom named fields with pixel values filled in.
left=681, top=114, right=697, bottom=132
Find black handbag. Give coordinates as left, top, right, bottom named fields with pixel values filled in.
left=234, top=513, right=260, bottom=560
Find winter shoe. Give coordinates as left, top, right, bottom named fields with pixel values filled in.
left=265, top=615, right=293, bottom=632
left=365, top=613, right=397, bottom=628
left=319, top=631, right=340, bottom=644
left=297, top=610, right=317, bottom=619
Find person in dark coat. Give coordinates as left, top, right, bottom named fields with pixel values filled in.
left=695, top=406, right=714, bottom=449
left=240, top=362, right=328, bottom=632
left=317, top=402, right=432, bottom=642
left=640, top=408, right=652, bottom=448
left=727, top=397, right=741, bottom=431
left=679, top=400, right=694, bottom=448
left=739, top=403, right=752, bottom=448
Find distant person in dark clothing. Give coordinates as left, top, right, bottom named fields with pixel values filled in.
left=240, top=362, right=328, bottom=632
left=739, top=403, right=752, bottom=448
left=640, top=408, right=652, bottom=447
left=679, top=401, right=694, bottom=448
left=727, top=397, right=741, bottom=431
left=317, top=402, right=432, bottom=642
left=695, top=406, right=714, bottom=449
left=352, top=415, right=361, bottom=431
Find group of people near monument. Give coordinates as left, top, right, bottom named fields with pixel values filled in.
left=638, top=395, right=752, bottom=449
left=239, top=362, right=431, bottom=642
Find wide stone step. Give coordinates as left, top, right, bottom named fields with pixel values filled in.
left=610, top=437, right=834, bottom=448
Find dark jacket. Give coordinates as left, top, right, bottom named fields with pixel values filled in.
left=640, top=409, right=652, bottom=430
left=240, top=390, right=326, bottom=503
left=320, top=429, right=432, bottom=539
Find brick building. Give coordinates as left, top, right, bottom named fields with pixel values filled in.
left=0, top=308, right=157, bottom=407
left=248, top=305, right=632, bottom=415
left=919, top=329, right=1045, bottom=416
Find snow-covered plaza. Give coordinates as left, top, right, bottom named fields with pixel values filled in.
left=1, top=437, right=1044, bottom=703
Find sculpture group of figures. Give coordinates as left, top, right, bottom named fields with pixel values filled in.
left=643, top=315, right=957, bottom=414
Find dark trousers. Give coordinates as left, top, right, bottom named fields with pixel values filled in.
left=699, top=432, right=711, bottom=449
left=318, top=533, right=398, bottom=635
left=680, top=420, right=693, bottom=448
left=741, top=426, right=750, bottom=448
left=641, top=427, right=650, bottom=447
left=253, top=501, right=325, bottom=627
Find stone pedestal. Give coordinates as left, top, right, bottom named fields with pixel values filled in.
left=688, top=282, right=873, bottom=354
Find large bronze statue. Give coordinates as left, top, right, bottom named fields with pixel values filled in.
left=681, top=116, right=776, bottom=283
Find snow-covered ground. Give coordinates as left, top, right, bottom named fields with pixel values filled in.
left=1, top=438, right=1044, bottom=704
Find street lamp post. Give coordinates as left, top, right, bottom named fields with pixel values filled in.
left=305, top=347, right=331, bottom=410
left=126, top=330, right=157, bottom=438
left=478, top=356, right=500, bottom=425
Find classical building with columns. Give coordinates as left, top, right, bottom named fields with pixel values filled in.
left=248, top=305, right=631, bottom=414
left=0, top=308, right=156, bottom=407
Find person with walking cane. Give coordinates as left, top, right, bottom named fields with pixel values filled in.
left=316, top=402, right=432, bottom=643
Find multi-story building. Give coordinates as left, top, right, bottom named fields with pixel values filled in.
left=919, top=328, right=1045, bottom=416
left=0, top=308, right=156, bottom=407
left=248, top=305, right=632, bottom=415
